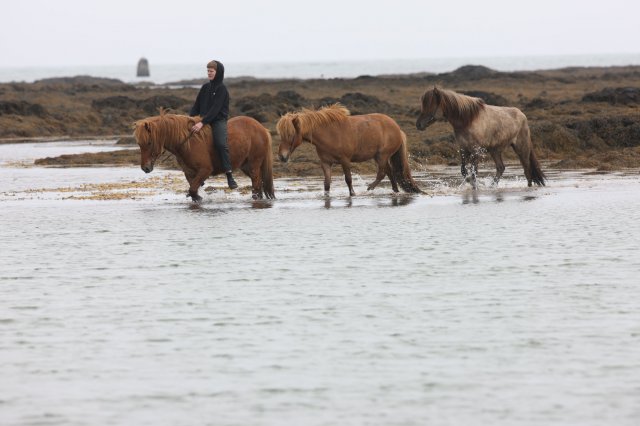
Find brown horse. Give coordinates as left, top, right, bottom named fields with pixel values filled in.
left=276, top=104, right=421, bottom=196
left=416, top=86, right=545, bottom=187
left=133, top=111, right=275, bottom=201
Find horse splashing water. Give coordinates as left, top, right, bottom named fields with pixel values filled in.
left=133, top=111, right=275, bottom=201
left=416, top=87, right=545, bottom=187
left=277, top=104, right=421, bottom=196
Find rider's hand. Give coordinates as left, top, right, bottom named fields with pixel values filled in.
left=191, top=122, right=204, bottom=133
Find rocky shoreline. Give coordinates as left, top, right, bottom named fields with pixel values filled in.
left=1, top=65, right=639, bottom=174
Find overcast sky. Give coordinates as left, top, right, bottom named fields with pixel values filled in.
left=1, top=0, right=639, bottom=68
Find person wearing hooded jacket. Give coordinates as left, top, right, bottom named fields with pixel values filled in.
left=189, top=60, right=238, bottom=189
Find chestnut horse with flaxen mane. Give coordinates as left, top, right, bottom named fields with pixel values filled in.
left=277, top=104, right=421, bottom=196
left=416, top=87, right=545, bottom=187
left=134, top=111, right=275, bottom=201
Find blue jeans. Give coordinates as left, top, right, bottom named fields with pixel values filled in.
left=212, top=119, right=231, bottom=172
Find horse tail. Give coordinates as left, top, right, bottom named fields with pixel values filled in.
left=529, top=149, right=546, bottom=186
left=261, top=130, right=276, bottom=199
left=390, top=132, right=422, bottom=193
left=520, top=118, right=546, bottom=186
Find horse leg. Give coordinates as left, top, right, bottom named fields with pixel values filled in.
left=386, top=162, right=399, bottom=192
left=511, top=142, right=533, bottom=186
left=239, top=163, right=260, bottom=199
left=367, top=156, right=388, bottom=191
left=469, top=153, right=479, bottom=189
left=340, top=162, right=356, bottom=196
left=187, top=166, right=212, bottom=202
left=249, top=166, right=263, bottom=200
left=183, top=169, right=196, bottom=188
left=489, top=149, right=506, bottom=185
left=460, top=149, right=469, bottom=178
left=320, top=161, right=332, bottom=193
left=183, top=168, right=200, bottom=199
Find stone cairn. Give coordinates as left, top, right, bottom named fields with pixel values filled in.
left=137, top=57, right=150, bottom=77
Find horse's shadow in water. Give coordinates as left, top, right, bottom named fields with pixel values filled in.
left=324, top=196, right=353, bottom=209
left=185, top=199, right=274, bottom=212
left=461, top=189, right=537, bottom=205
left=249, top=200, right=275, bottom=209
left=323, top=193, right=416, bottom=209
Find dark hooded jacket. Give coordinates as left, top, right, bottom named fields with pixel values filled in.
left=189, top=60, right=229, bottom=124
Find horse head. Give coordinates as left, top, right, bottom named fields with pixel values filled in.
left=416, top=86, right=441, bottom=130
left=276, top=113, right=303, bottom=162
left=133, top=118, right=164, bottom=173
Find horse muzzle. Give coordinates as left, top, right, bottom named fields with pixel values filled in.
left=141, top=163, right=154, bottom=173
left=278, top=153, right=289, bottom=163
left=416, top=115, right=436, bottom=131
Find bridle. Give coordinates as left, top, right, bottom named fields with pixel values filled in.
left=419, top=94, right=439, bottom=127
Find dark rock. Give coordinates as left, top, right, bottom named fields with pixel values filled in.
left=234, top=91, right=307, bottom=123
left=530, top=121, right=581, bottom=153
left=337, top=92, right=391, bottom=115
left=0, top=101, right=48, bottom=117
left=36, top=75, right=126, bottom=86
left=441, top=65, right=498, bottom=81
left=461, top=90, right=509, bottom=106
left=524, top=97, right=553, bottom=110
left=317, top=97, right=341, bottom=107
left=275, top=90, right=305, bottom=104
left=582, top=87, right=640, bottom=105
left=91, top=95, right=189, bottom=114
left=138, top=95, right=190, bottom=114
left=565, top=116, right=640, bottom=148
left=92, top=96, right=138, bottom=110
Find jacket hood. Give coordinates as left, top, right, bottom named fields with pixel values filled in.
left=210, top=61, right=225, bottom=86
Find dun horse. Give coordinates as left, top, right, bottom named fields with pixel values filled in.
left=277, top=104, right=421, bottom=196
left=133, top=111, right=275, bottom=201
left=416, top=87, right=545, bottom=187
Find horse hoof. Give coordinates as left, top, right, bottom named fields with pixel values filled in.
left=188, top=191, right=202, bottom=202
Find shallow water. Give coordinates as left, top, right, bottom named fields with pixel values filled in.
left=1, top=141, right=640, bottom=425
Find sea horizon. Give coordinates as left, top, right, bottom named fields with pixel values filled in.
left=1, top=53, right=640, bottom=85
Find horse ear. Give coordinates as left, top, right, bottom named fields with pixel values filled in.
left=144, top=122, right=151, bottom=133
left=433, top=86, right=439, bottom=94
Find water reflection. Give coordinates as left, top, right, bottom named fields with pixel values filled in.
left=389, top=194, right=416, bottom=207
left=250, top=200, right=274, bottom=209
left=460, top=189, right=537, bottom=205
left=324, top=196, right=353, bottom=209
left=188, top=202, right=204, bottom=211
left=322, top=194, right=416, bottom=209
left=461, top=190, right=479, bottom=204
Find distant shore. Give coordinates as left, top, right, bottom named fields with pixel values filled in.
left=1, top=65, right=639, bottom=175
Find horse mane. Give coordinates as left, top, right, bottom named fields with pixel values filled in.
left=133, top=110, right=208, bottom=151
left=277, top=103, right=350, bottom=140
left=276, top=112, right=298, bottom=143
left=426, top=87, right=485, bottom=127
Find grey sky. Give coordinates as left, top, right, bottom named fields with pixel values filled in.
left=1, top=0, right=639, bottom=67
